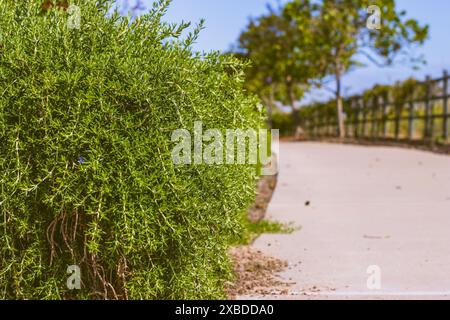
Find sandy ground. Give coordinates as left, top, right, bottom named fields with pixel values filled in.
left=240, top=142, right=450, bottom=300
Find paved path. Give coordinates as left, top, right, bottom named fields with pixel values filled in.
left=246, top=142, right=450, bottom=300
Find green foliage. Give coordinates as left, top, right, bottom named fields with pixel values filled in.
left=232, top=211, right=295, bottom=246
left=287, top=0, right=429, bottom=136
left=391, top=79, right=422, bottom=106
left=0, top=0, right=263, bottom=299
left=286, top=0, right=429, bottom=76
left=236, top=2, right=326, bottom=126
left=239, top=0, right=429, bottom=136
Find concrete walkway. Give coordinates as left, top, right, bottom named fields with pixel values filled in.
left=246, top=142, right=450, bottom=300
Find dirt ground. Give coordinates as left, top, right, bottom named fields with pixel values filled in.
left=226, top=246, right=291, bottom=299
left=226, top=174, right=293, bottom=299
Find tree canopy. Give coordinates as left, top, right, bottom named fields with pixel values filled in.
left=237, top=0, right=429, bottom=136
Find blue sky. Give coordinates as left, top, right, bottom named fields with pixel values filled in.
left=157, top=0, right=450, bottom=103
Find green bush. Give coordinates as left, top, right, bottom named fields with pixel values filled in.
left=0, top=0, right=263, bottom=299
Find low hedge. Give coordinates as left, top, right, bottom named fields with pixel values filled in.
left=0, top=0, right=263, bottom=299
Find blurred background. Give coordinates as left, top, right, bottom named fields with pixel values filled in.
left=161, top=0, right=450, bottom=103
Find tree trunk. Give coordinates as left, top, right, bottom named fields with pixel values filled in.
left=335, top=72, right=345, bottom=139
left=288, top=83, right=300, bottom=129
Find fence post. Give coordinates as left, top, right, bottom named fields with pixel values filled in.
left=394, top=82, right=401, bottom=140
left=335, top=108, right=339, bottom=137
left=357, top=98, right=362, bottom=138
left=309, top=113, right=312, bottom=137
left=408, top=100, right=414, bottom=140
left=343, top=99, right=348, bottom=137
left=306, top=115, right=311, bottom=137
left=307, top=118, right=311, bottom=136
left=318, top=110, right=322, bottom=137
left=353, top=98, right=358, bottom=138
left=362, top=97, right=367, bottom=137
left=394, top=104, right=401, bottom=140
left=375, top=96, right=380, bottom=138
left=443, top=70, right=449, bottom=142
left=380, top=96, right=387, bottom=138
left=314, top=109, right=319, bottom=137
left=375, top=96, right=381, bottom=138
left=370, top=96, right=376, bottom=138
left=354, top=98, right=358, bottom=138
left=424, top=75, right=431, bottom=140
left=329, top=114, right=333, bottom=136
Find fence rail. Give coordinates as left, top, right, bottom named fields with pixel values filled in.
left=302, top=70, right=450, bottom=144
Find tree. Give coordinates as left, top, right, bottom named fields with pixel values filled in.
left=286, top=0, right=428, bottom=138
left=237, top=3, right=326, bottom=130
left=233, top=13, right=284, bottom=128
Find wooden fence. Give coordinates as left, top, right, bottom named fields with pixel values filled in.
left=302, top=71, right=450, bottom=144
